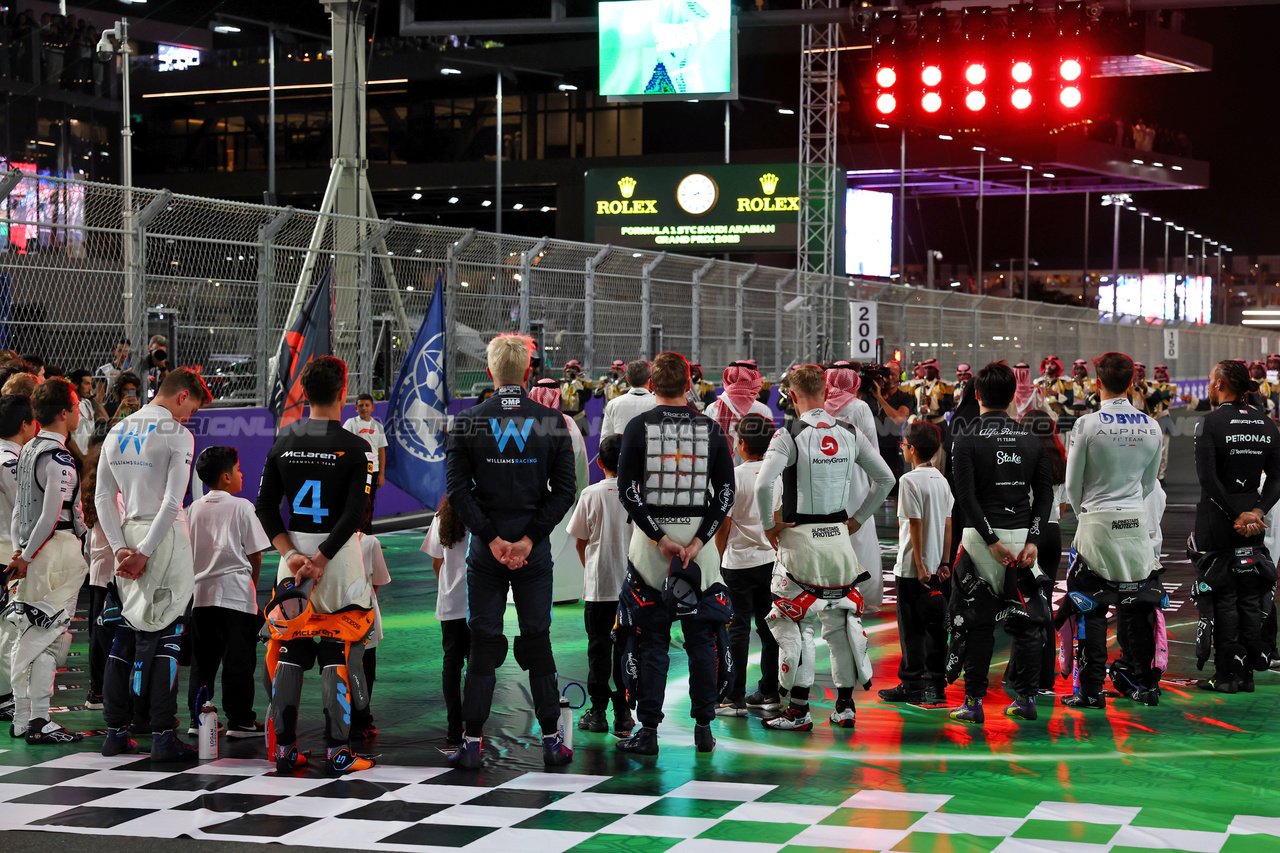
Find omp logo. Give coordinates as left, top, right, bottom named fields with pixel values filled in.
left=118, top=423, right=157, bottom=454
left=820, top=436, right=839, bottom=456
left=759, top=172, right=780, bottom=195
left=618, top=176, right=637, bottom=198
left=488, top=418, right=535, bottom=453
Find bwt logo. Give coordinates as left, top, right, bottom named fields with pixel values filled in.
left=1099, top=412, right=1149, bottom=425
left=820, top=436, right=839, bottom=456
left=488, top=418, right=535, bottom=453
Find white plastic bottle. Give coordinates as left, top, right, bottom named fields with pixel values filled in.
left=198, top=698, right=219, bottom=760
left=558, top=696, right=573, bottom=751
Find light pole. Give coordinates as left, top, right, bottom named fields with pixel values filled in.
left=1101, top=193, right=1132, bottom=315
left=1022, top=166, right=1031, bottom=301
left=97, top=20, right=131, bottom=189
left=974, top=146, right=985, bottom=293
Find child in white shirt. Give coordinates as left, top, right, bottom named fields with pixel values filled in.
left=713, top=413, right=783, bottom=715
left=343, top=394, right=388, bottom=534
left=422, top=496, right=469, bottom=747
left=187, top=447, right=271, bottom=737
left=565, top=435, right=634, bottom=736
left=351, top=534, right=390, bottom=741
left=880, top=422, right=953, bottom=706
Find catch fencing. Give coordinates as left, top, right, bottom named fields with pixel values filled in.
left=0, top=173, right=1262, bottom=404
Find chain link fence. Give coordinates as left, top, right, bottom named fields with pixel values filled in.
left=0, top=173, right=1265, bottom=404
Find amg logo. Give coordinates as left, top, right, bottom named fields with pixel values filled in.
left=812, top=526, right=842, bottom=538
left=1111, top=518, right=1141, bottom=530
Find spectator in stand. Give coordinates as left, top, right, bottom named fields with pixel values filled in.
left=105, top=371, right=142, bottom=422
left=68, top=368, right=107, bottom=455
left=94, top=339, right=130, bottom=400
left=19, top=355, right=44, bottom=379
left=2, top=373, right=38, bottom=398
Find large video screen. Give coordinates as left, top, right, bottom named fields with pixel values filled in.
left=845, top=189, right=893, bottom=278
left=599, top=0, right=735, bottom=99
left=1097, top=274, right=1211, bottom=324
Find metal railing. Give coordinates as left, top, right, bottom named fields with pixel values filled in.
left=0, top=173, right=1262, bottom=404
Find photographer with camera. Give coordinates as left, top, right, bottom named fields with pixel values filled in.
left=142, top=335, right=169, bottom=402
left=862, top=362, right=915, bottom=483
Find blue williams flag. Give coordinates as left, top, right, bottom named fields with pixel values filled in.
left=268, top=265, right=333, bottom=429
left=385, top=272, right=450, bottom=507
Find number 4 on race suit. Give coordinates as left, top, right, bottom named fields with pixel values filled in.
left=292, top=479, right=329, bottom=523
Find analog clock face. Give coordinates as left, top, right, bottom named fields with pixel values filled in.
left=676, top=173, right=718, bottom=216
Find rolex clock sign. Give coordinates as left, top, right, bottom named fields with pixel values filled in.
left=584, top=163, right=825, bottom=254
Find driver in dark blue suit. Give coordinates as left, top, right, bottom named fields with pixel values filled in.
left=444, top=334, right=577, bottom=769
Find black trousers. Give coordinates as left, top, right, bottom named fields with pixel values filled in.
left=86, top=585, right=114, bottom=695
left=104, top=617, right=184, bottom=731
left=1006, top=523, right=1062, bottom=691
left=461, top=541, right=559, bottom=735
left=583, top=601, right=625, bottom=712
left=896, top=574, right=948, bottom=689
left=440, top=618, right=470, bottom=738
left=723, top=563, right=779, bottom=700
left=1114, top=603, right=1159, bottom=690
left=360, top=480, right=380, bottom=535
left=636, top=615, right=720, bottom=729
left=1211, top=570, right=1266, bottom=678
left=187, top=606, right=262, bottom=727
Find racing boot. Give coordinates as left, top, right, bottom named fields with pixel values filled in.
left=763, top=705, right=813, bottom=731
left=276, top=742, right=310, bottom=772
left=328, top=745, right=376, bottom=775
left=1062, top=693, right=1106, bottom=709
left=151, top=729, right=198, bottom=762
left=947, top=696, right=984, bottom=725
left=448, top=735, right=484, bottom=769
left=1004, top=695, right=1038, bottom=721
left=102, top=726, right=138, bottom=756
left=543, top=732, right=573, bottom=766
left=616, top=726, right=659, bottom=755
left=25, top=718, right=83, bottom=745
left=829, top=701, right=857, bottom=729
left=694, top=723, right=716, bottom=753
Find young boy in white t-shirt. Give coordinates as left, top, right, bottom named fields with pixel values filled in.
left=879, top=422, right=953, bottom=706
left=187, top=447, right=271, bottom=737
left=566, top=434, right=635, bottom=737
left=342, top=394, right=387, bottom=534
left=713, top=413, right=782, bottom=716
left=422, top=496, right=470, bottom=747
left=351, top=534, right=390, bottom=742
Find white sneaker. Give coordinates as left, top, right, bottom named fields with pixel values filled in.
left=828, top=707, right=856, bottom=729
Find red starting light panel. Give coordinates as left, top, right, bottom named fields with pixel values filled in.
left=922, top=64, right=943, bottom=87
left=965, top=90, right=986, bottom=111
left=965, top=63, right=986, bottom=85
left=922, top=92, right=943, bottom=113
left=1059, top=86, right=1081, bottom=107
left=876, top=66, right=897, bottom=88
left=1012, top=61, right=1032, bottom=83
left=1012, top=88, right=1033, bottom=110
left=876, top=93, right=897, bottom=114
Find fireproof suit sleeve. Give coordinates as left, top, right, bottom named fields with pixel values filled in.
left=952, top=433, right=998, bottom=546
left=694, top=420, right=735, bottom=545
left=444, top=410, right=499, bottom=546
left=617, top=413, right=664, bottom=542
left=317, top=448, right=370, bottom=560
left=1027, top=441, right=1052, bottom=545
left=254, top=442, right=288, bottom=544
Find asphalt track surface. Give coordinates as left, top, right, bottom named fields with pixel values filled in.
left=5, top=410, right=1279, bottom=853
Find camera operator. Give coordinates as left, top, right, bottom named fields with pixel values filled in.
left=559, top=360, right=593, bottom=434
left=142, top=335, right=169, bottom=401
left=862, top=363, right=915, bottom=482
